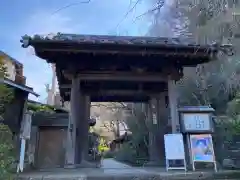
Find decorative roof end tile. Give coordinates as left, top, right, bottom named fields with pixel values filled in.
left=20, top=35, right=31, bottom=48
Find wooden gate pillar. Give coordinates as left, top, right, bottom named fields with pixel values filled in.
left=75, top=94, right=84, bottom=164
left=147, top=98, right=156, bottom=164
left=146, top=93, right=169, bottom=166
left=168, top=80, right=179, bottom=133
left=75, top=95, right=96, bottom=167
left=65, top=76, right=81, bottom=167
left=80, top=95, right=90, bottom=161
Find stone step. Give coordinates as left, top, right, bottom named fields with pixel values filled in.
left=14, top=169, right=240, bottom=180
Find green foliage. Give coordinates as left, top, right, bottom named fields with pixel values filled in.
left=27, top=102, right=55, bottom=113
left=115, top=143, right=148, bottom=166
left=0, top=124, right=15, bottom=180
left=149, top=0, right=240, bottom=113
left=115, top=104, right=149, bottom=166
left=177, top=56, right=240, bottom=114
left=232, top=118, right=240, bottom=135
left=213, top=92, right=240, bottom=162
left=227, top=92, right=240, bottom=118
left=0, top=58, right=15, bottom=179
left=225, top=91, right=240, bottom=136
left=0, top=85, right=13, bottom=116
left=103, top=151, right=115, bottom=159
left=115, top=144, right=137, bottom=164
left=125, top=106, right=149, bottom=157
left=0, top=59, right=13, bottom=117
left=98, top=138, right=109, bottom=152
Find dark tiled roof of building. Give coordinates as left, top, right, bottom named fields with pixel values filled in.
left=20, top=33, right=217, bottom=50
left=20, top=33, right=234, bottom=57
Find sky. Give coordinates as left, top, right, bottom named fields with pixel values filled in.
left=0, top=0, right=161, bottom=102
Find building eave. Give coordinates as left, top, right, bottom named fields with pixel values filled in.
left=1, top=78, right=39, bottom=97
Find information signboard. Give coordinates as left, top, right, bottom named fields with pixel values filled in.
left=164, top=133, right=186, bottom=171
left=189, top=134, right=217, bottom=171
left=183, top=113, right=211, bottom=132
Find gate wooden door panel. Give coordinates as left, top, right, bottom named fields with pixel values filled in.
left=37, top=128, right=66, bottom=168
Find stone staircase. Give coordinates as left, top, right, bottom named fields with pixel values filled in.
left=14, top=168, right=240, bottom=180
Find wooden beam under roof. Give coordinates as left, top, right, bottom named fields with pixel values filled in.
left=61, top=71, right=181, bottom=83
left=64, top=89, right=166, bottom=96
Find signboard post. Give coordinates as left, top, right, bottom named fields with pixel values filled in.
left=17, top=111, right=32, bottom=173
left=164, top=133, right=187, bottom=171
left=189, top=134, right=217, bottom=172
left=178, top=106, right=217, bottom=172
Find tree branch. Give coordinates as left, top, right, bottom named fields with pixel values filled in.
left=110, top=0, right=142, bottom=32
left=133, top=1, right=165, bottom=23
left=51, top=0, right=91, bottom=15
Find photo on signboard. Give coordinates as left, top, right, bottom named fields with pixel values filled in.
left=190, top=134, right=214, bottom=162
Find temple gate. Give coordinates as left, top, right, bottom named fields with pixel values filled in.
left=21, top=34, right=219, bottom=167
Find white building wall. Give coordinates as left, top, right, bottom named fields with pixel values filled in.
left=3, top=58, right=16, bottom=81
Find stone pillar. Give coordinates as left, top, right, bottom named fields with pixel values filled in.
left=168, top=80, right=179, bottom=133
left=65, top=76, right=81, bottom=167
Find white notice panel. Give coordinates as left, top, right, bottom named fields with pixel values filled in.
left=164, top=133, right=186, bottom=171
left=164, top=133, right=185, bottom=160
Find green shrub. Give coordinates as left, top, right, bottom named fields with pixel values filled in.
left=0, top=124, right=15, bottom=180
left=0, top=57, right=15, bottom=179
left=27, top=103, right=55, bottom=113
left=103, top=151, right=115, bottom=159
left=114, top=143, right=148, bottom=166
